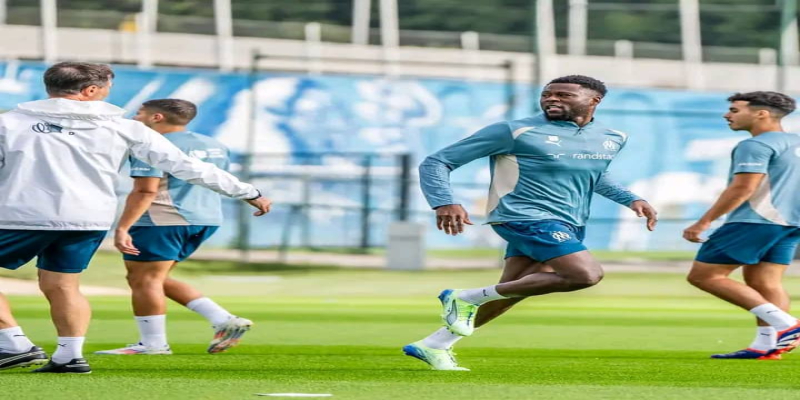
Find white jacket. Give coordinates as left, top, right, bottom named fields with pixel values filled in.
left=0, top=99, right=259, bottom=230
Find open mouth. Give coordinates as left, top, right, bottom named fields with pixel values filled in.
left=544, top=105, right=564, bottom=112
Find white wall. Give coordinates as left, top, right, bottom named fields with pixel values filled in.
left=0, top=24, right=795, bottom=92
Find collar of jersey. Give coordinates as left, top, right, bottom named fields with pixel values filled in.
left=546, top=118, right=595, bottom=129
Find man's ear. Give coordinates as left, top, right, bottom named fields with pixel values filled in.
left=80, top=85, right=99, bottom=99
left=756, top=109, right=772, bottom=120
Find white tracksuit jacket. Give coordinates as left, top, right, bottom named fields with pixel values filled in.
left=0, top=98, right=259, bottom=231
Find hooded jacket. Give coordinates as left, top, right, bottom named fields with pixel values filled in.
left=0, top=98, right=259, bottom=231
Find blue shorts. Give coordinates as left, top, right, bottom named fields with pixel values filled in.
left=0, top=229, right=107, bottom=273
left=124, top=226, right=219, bottom=262
left=492, top=220, right=587, bottom=262
left=696, top=223, right=800, bottom=265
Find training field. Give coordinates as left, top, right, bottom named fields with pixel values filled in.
left=2, top=253, right=800, bottom=400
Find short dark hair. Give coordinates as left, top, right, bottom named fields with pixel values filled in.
left=141, top=99, right=198, bottom=125
left=727, top=91, right=796, bottom=117
left=548, top=75, right=607, bottom=97
left=43, top=62, right=114, bottom=96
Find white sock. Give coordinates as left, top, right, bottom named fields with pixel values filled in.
left=749, top=326, right=777, bottom=351
left=0, top=326, right=35, bottom=353
left=135, top=315, right=168, bottom=348
left=458, top=285, right=508, bottom=305
left=186, top=297, right=234, bottom=326
left=421, top=327, right=464, bottom=350
left=52, top=337, right=84, bottom=364
left=749, top=304, right=798, bottom=331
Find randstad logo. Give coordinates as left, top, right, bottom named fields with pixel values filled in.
left=603, top=140, right=620, bottom=151
left=572, top=153, right=614, bottom=160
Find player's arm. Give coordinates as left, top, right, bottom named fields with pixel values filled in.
left=683, top=173, right=765, bottom=243
left=114, top=176, right=161, bottom=255
left=124, top=122, right=271, bottom=215
left=684, top=140, right=772, bottom=243
left=419, top=122, right=515, bottom=235
left=595, top=172, right=657, bottom=231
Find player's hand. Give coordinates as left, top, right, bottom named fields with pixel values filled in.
left=114, top=228, right=140, bottom=256
left=630, top=200, right=658, bottom=231
left=435, top=204, right=473, bottom=236
left=246, top=196, right=272, bottom=216
left=683, top=220, right=711, bottom=243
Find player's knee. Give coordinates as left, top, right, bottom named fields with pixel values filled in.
left=746, top=279, right=783, bottom=295
left=568, top=268, right=604, bottom=288
left=38, top=279, right=78, bottom=296
left=125, top=271, right=162, bottom=289
left=686, top=270, right=709, bottom=288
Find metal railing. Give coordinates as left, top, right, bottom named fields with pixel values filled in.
left=2, top=5, right=782, bottom=65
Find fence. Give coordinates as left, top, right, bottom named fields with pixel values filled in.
left=0, top=4, right=786, bottom=65
left=214, top=149, right=709, bottom=259
left=233, top=152, right=412, bottom=254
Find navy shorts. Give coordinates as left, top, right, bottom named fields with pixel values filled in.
left=0, top=229, right=107, bottom=273
left=696, top=223, right=800, bottom=265
left=492, top=220, right=587, bottom=262
left=124, top=226, right=219, bottom=262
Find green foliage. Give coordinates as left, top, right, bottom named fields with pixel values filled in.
left=6, top=0, right=788, bottom=49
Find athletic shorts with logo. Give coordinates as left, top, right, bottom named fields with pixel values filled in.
left=123, top=226, right=219, bottom=262
left=0, top=229, right=107, bottom=273
left=696, top=222, right=800, bottom=265
left=492, top=220, right=587, bottom=262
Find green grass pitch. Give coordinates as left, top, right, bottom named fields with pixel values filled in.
left=2, top=253, right=800, bottom=399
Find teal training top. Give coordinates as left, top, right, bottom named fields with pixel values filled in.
left=419, top=114, right=641, bottom=226
left=726, top=131, right=800, bottom=227
left=129, top=131, right=230, bottom=226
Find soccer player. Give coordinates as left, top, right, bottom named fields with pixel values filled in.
left=403, top=75, right=658, bottom=370
left=95, top=99, right=253, bottom=355
left=0, top=62, right=271, bottom=374
left=684, top=91, right=800, bottom=360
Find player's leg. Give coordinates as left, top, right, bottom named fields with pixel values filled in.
left=0, top=293, right=19, bottom=329
left=689, top=224, right=800, bottom=355
left=493, top=251, right=602, bottom=296
left=738, top=263, right=788, bottom=354
left=410, top=257, right=540, bottom=347
left=0, top=230, right=49, bottom=370
left=165, top=272, right=233, bottom=325
left=96, top=226, right=183, bottom=355
left=741, top=229, right=800, bottom=355
left=403, top=257, right=549, bottom=370
left=744, top=263, right=790, bottom=315
left=32, top=230, right=105, bottom=373
left=687, top=262, right=780, bottom=311
left=128, top=259, right=175, bottom=349
left=438, top=221, right=596, bottom=336
left=166, top=226, right=251, bottom=353
left=0, top=293, right=47, bottom=371
left=95, top=260, right=175, bottom=355
left=475, top=257, right=552, bottom=327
